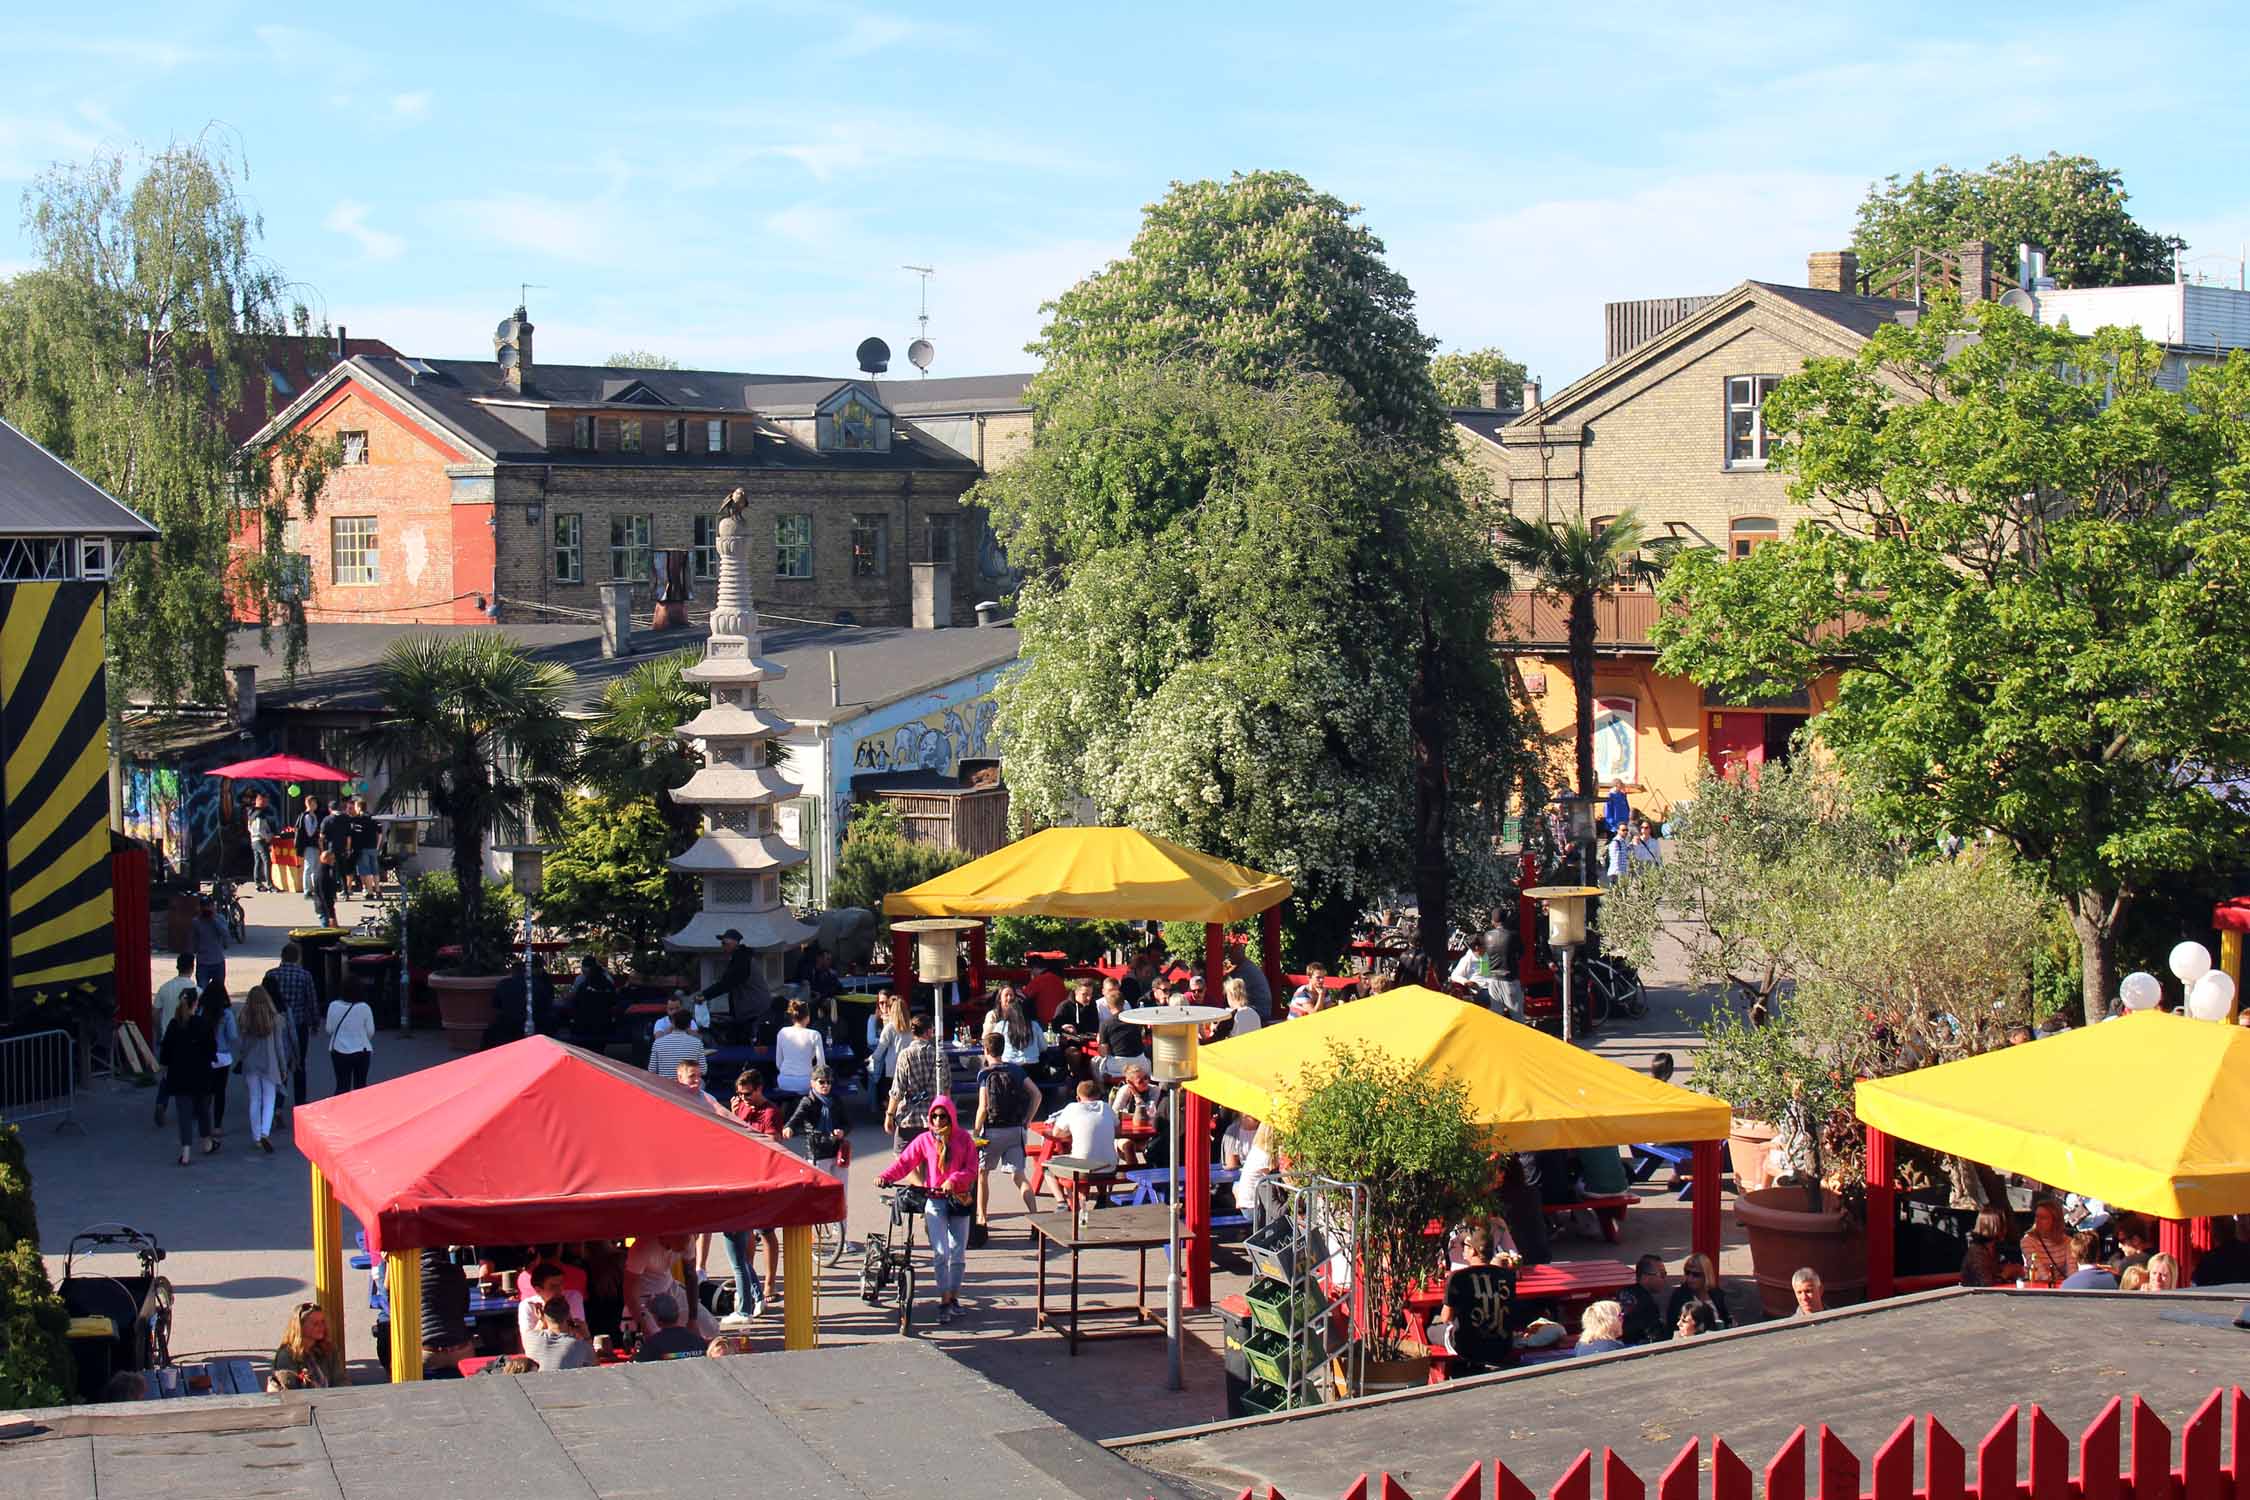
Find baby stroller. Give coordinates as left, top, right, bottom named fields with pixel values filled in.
left=58, top=1224, right=173, bottom=1401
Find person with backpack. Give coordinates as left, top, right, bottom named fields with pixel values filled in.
left=972, top=1032, right=1042, bottom=1240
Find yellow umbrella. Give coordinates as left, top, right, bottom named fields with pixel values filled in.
left=881, top=826, right=1291, bottom=923
left=1855, top=1010, right=2250, bottom=1219
left=1184, top=985, right=1731, bottom=1151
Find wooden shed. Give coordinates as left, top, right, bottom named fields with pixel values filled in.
left=853, top=764, right=1009, bottom=857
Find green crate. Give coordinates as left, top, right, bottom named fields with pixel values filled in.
left=1241, top=1379, right=1318, bottom=1416
left=1243, top=1326, right=1325, bottom=1386
left=1244, top=1276, right=1323, bottom=1336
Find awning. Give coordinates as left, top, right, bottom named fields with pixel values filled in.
left=1184, top=985, right=1731, bottom=1150
left=293, top=1036, right=843, bottom=1252
left=881, top=826, right=1292, bottom=924
left=1855, top=1010, right=2250, bottom=1219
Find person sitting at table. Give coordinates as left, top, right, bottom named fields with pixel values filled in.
left=2114, top=1214, right=2157, bottom=1269
left=2018, top=1196, right=2075, bottom=1283
left=524, top=1291, right=594, bottom=1370
left=1118, top=953, right=1156, bottom=1006
left=418, top=1248, right=474, bottom=1377
left=632, top=1291, right=708, bottom=1361
left=1225, top=939, right=1273, bottom=1019
left=1431, top=1222, right=1517, bottom=1374
left=1233, top=1118, right=1283, bottom=1233
left=1023, top=958, right=1068, bottom=1025
left=973, top=1033, right=1041, bottom=1231
left=1096, top=982, right=1147, bottom=1080
left=2118, top=1264, right=2149, bottom=1291
left=1617, top=1254, right=1671, bottom=1344
left=272, top=1302, right=347, bottom=1389
left=2145, top=1252, right=2182, bottom=1291
left=519, top=1260, right=590, bottom=1348
left=1045, top=1079, right=1120, bottom=1179
left=2191, top=1214, right=2250, bottom=1286
left=1052, top=979, right=1100, bottom=1047
left=1675, top=1301, right=1720, bottom=1340
left=625, top=1237, right=719, bottom=1341
left=706, top=1333, right=756, bottom=1358
left=885, top=1013, right=951, bottom=1151
left=2058, top=1233, right=2119, bottom=1289
left=1789, top=1267, right=1825, bottom=1318
left=1288, top=964, right=1329, bottom=1018
left=772, top=999, right=826, bottom=1106
left=1574, top=1300, right=1629, bottom=1357
left=1495, top=1154, right=1552, bottom=1268
left=987, top=991, right=1047, bottom=1075
left=878, top=1095, right=980, bottom=1324
left=1219, top=977, right=1264, bottom=1039
left=1446, top=1209, right=1520, bottom=1269
left=652, top=988, right=711, bottom=1038
left=1664, top=1253, right=1732, bottom=1332
left=806, top=946, right=842, bottom=1009
left=671, top=1057, right=728, bottom=1116
left=1959, top=1207, right=2020, bottom=1287
left=648, top=1000, right=706, bottom=1078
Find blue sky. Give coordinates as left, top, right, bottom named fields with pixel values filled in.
left=3, top=1, right=2246, bottom=391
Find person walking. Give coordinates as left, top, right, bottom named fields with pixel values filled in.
left=876, top=1095, right=978, bottom=1323
left=151, top=953, right=199, bottom=1130
left=296, top=796, right=326, bottom=912
left=158, top=992, right=218, bottom=1165
left=247, top=794, right=279, bottom=892
left=325, top=985, right=376, bottom=1093
left=237, top=986, right=295, bottom=1154
left=265, top=942, right=322, bottom=1109
left=884, top=1013, right=950, bottom=1152
left=189, top=896, right=230, bottom=990
left=316, top=798, right=352, bottom=925
left=201, top=981, right=238, bottom=1137
left=782, top=1065, right=853, bottom=1243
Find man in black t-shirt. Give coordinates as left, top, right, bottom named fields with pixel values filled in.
left=349, top=796, right=382, bottom=897
left=316, top=804, right=353, bottom=925
left=631, top=1290, right=707, bottom=1361
left=972, top=1033, right=1041, bottom=1232
left=1433, top=1223, right=1517, bottom=1373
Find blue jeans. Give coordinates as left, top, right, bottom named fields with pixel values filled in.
left=720, top=1231, right=760, bottom=1314
left=924, top=1198, right=967, bottom=1297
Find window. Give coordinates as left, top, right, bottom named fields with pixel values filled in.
left=827, top=397, right=877, bottom=450
left=332, top=516, right=379, bottom=584
left=609, top=513, right=652, bottom=580
left=850, top=514, right=888, bottom=578
left=925, top=514, right=958, bottom=567
left=572, top=415, right=595, bottom=451
left=691, top=514, right=718, bottom=580
left=79, top=537, right=110, bottom=580
left=1724, top=375, right=1781, bottom=467
left=339, top=430, right=369, bottom=465
left=619, top=420, right=642, bottom=454
left=553, top=513, right=583, bottom=583
left=705, top=419, right=726, bottom=454
left=1729, top=516, right=1779, bottom=560
left=774, top=513, right=813, bottom=578
left=664, top=419, right=683, bottom=453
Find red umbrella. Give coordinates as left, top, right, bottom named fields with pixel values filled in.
left=204, top=753, right=355, bottom=782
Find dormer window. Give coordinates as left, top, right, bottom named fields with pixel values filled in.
left=816, top=387, right=891, bottom=453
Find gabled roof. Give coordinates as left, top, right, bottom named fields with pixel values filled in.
left=0, top=416, right=159, bottom=540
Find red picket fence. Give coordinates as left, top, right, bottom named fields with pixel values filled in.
left=1233, top=1387, right=2250, bottom=1500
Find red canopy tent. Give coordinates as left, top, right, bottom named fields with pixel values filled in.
left=204, top=753, right=356, bottom=782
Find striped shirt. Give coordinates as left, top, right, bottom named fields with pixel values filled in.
left=888, top=1038, right=950, bottom=1129
left=648, top=1028, right=707, bottom=1079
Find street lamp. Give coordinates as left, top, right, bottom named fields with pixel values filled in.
left=1525, top=884, right=1602, bottom=1044
left=891, top=917, right=979, bottom=1045
left=496, top=844, right=550, bottom=1035
left=374, top=815, right=434, bottom=1036
left=1121, top=1001, right=1228, bottom=1392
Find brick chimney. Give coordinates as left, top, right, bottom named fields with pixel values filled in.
left=1806, top=250, right=1859, bottom=294
left=1957, top=240, right=1994, bottom=303
left=495, top=306, right=534, bottom=392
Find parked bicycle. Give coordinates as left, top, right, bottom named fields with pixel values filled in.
left=206, top=877, right=247, bottom=944
left=1582, top=955, right=1648, bottom=1026
left=860, top=1185, right=922, bottom=1334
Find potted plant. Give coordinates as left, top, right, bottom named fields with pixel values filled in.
left=360, top=635, right=578, bottom=1050
left=1276, top=1042, right=1491, bottom=1393
left=381, top=872, right=522, bottom=1045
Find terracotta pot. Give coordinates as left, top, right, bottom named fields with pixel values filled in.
left=1728, top=1116, right=1779, bottom=1194
left=1735, top=1184, right=1868, bottom=1316
left=429, top=973, right=503, bottom=1053
left=1332, top=1353, right=1428, bottom=1397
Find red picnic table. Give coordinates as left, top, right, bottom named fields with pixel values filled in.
left=1026, top=1116, right=1159, bottom=1199
left=1400, top=1258, right=1637, bottom=1349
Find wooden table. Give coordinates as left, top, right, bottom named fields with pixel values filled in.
left=1401, top=1258, right=1637, bottom=1347
left=1028, top=1204, right=1179, bottom=1354
left=146, top=1358, right=260, bottom=1398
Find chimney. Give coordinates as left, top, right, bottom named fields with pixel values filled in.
left=1475, top=377, right=1502, bottom=410
left=229, top=665, right=257, bottom=726
left=1522, top=375, right=1543, bottom=414
left=597, top=582, right=633, bottom=657
left=495, top=306, right=534, bottom=392
left=334, top=325, right=347, bottom=361
left=911, top=562, right=953, bottom=630
left=1806, top=250, right=1859, bottom=295
left=1957, top=240, right=1994, bottom=303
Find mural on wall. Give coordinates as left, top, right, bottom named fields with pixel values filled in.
left=837, top=696, right=999, bottom=836
left=1592, top=696, right=1639, bottom=787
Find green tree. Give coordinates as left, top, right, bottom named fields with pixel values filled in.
left=0, top=1125, right=71, bottom=1409
left=603, top=350, right=681, bottom=368
left=1651, top=298, right=2250, bottom=1021
left=830, top=802, right=966, bottom=926
left=0, top=141, right=338, bottom=703
left=577, top=650, right=706, bottom=827
left=359, top=636, right=580, bottom=973
left=1496, top=511, right=1660, bottom=799
left=1429, top=346, right=1527, bottom=408
left=540, top=795, right=696, bottom=964
left=1851, top=152, right=2181, bottom=294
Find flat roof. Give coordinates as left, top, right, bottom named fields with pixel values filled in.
left=1120, top=1289, right=2250, bottom=1499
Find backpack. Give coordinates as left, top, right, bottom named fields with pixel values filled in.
left=981, top=1065, right=1028, bottom=1128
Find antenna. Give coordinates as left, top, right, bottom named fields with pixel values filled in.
left=902, top=265, right=934, bottom=341
left=519, top=283, right=546, bottom=312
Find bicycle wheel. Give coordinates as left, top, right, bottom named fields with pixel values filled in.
left=823, top=1221, right=850, bottom=1268
left=896, top=1255, right=916, bottom=1334
left=149, top=1277, right=175, bottom=1367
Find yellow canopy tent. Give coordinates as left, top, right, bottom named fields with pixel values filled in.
left=1855, top=1010, right=2250, bottom=1292
left=1186, top=985, right=1733, bottom=1265
left=880, top=825, right=1293, bottom=923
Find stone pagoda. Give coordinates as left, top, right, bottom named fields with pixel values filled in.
left=665, top=492, right=814, bottom=1001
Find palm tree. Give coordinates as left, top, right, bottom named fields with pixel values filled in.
left=577, top=649, right=706, bottom=824
left=359, top=634, right=580, bottom=971
left=1496, top=510, right=1662, bottom=800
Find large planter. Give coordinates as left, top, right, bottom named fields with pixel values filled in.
left=430, top=973, right=503, bottom=1053
left=1735, top=1185, right=1867, bottom=1316
left=1333, top=1353, right=1428, bottom=1398
left=1728, top=1117, right=1780, bottom=1194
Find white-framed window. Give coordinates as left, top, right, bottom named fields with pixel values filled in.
left=78, top=536, right=110, bottom=580
left=1724, top=375, right=1781, bottom=468
left=926, top=513, right=956, bottom=565
left=619, top=420, right=643, bottom=453
left=572, top=415, right=595, bottom=451
left=338, top=430, right=369, bottom=465
left=774, top=513, right=813, bottom=579
left=553, top=513, right=582, bottom=583
left=610, top=513, right=652, bottom=580
left=850, top=514, right=887, bottom=578
left=691, top=514, right=718, bottom=580
left=705, top=418, right=726, bottom=454
left=664, top=418, right=683, bottom=453
left=332, top=516, right=379, bottom=584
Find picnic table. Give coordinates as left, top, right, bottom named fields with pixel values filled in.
left=1026, top=1117, right=1158, bottom=1198
left=1400, top=1258, right=1636, bottom=1349
left=1027, top=1204, right=1178, bottom=1354
left=145, top=1358, right=261, bottom=1398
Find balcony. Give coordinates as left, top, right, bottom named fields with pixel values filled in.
left=1496, top=587, right=1662, bottom=652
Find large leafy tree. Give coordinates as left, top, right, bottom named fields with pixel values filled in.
left=1496, top=511, right=1659, bottom=799
left=1651, top=298, right=2250, bottom=1021
left=1429, top=346, right=1527, bottom=409
left=577, top=649, right=707, bottom=832
left=1851, top=152, right=2181, bottom=294
left=0, top=141, right=337, bottom=704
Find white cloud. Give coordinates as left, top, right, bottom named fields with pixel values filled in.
left=390, top=91, right=431, bottom=123
left=826, top=13, right=975, bottom=59
left=0, top=111, right=106, bottom=182
left=324, top=199, right=406, bottom=262
left=253, top=25, right=330, bottom=69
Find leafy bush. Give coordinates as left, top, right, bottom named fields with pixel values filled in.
left=1277, top=1042, right=1491, bottom=1362
left=0, top=1125, right=70, bottom=1408
left=539, top=796, right=697, bottom=962
left=985, top=914, right=1140, bottom=966
left=383, top=870, right=522, bottom=973
left=830, top=803, right=968, bottom=928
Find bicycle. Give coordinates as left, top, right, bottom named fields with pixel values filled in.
left=860, top=1185, right=922, bottom=1334
left=206, top=877, right=247, bottom=945
left=1583, top=956, right=1648, bottom=1024
left=796, top=1134, right=852, bottom=1268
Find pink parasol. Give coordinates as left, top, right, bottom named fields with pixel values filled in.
left=204, top=753, right=355, bottom=782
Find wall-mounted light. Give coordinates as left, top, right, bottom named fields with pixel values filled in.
left=526, top=504, right=543, bottom=524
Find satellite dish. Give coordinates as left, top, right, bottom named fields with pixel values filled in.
left=855, top=337, right=891, bottom=375
left=496, top=345, right=520, bottom=369
left=908, top=338, right=935, bottom=372
left=1998, top=287, right=2036, bottom=314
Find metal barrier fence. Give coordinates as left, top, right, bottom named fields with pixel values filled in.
left=0, top=1027, right=77, bottom=1131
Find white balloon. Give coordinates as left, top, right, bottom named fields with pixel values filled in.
left=2119, top=971, right=2163, bottom=1011
left=2169, top=941, right=2214, bottom=985
left=2187, top=969, right=2237, bottom=1022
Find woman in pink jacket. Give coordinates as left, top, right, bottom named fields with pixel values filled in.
left=878, top=1094, right=978, bottom=1322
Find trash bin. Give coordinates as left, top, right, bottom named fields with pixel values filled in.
left=352, top=951, right=400, bottom=1030
left=1218, top=1293, right=1253, bottom=1419
left=290, top=928, right=346, bottom=1010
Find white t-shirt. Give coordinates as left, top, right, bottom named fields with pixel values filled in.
left=1048, top=1100, right=1118, bottom=1168
left=153, top=975, right=199, bottom=1039
left=773, top=1025, right=825, bottom=1092
left=325, top=998, right=376, bottom=1054
left=1225, top=1006, right=1263, bottom=1037
left=1233, top=1141, right=1273, bottom=1211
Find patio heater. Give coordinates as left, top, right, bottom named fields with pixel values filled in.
left=1525, top=884, right=1602, bottom=1044
left=373, top=815, right=434, bottom=1036
left=1122, top=1001, right=1227, bottom=1392
left=892, top=918, right=978, bottom=1047
left=496, top=844, right=550, bottom=1036
left=1557, top=792, right=1599, bottom=889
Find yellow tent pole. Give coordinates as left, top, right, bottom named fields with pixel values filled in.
left=780, top=1224, right=816, bottom=1350
left=310, top=1165, right=345, bottom=1367
left=2222, top=930, right=2242, bottom=1018
left=385, top=1252, right=423, bottom=1382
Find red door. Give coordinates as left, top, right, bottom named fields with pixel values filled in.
left=1707, top=712, right=1765, bottom=779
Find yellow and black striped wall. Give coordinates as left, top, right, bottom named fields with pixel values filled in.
left=1, top=581, right=112, bottom=1023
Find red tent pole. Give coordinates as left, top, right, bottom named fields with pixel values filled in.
left=2192, top=1216, right=2217, bottom=1257
left=967, top=922, right=987, bottom=1004
left=1259, top=903, right=1285, bottom=1012
left=2161, top=1217, right=2197, bottom=1283
left=1865, top=1125, right=1896, bottom=1300
left=1183, top=919, right=1222, bottom=1309
left=1690, top=1140, right=1722, bottom=1270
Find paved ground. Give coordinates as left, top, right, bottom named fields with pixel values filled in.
left=22, top=883, right=1751, bottom=1442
